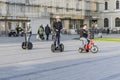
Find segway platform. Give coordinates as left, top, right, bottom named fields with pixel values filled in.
left=22, top=42, right=33, bottom=50
left=51, top=43, right=64, bottom=52
left=21, top=30, right=33, bottom=50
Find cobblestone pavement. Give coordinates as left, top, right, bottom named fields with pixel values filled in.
left=0, top=34, right=120, bottom=80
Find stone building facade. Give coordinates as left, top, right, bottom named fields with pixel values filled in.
left=98, top=0, right=120, bottom=32
left=0, top=0, right=99, bottom=35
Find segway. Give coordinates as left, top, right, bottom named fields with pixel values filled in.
left=51, top=35, right=64, bottom=52
left=22, top=32, right=33, bottom=50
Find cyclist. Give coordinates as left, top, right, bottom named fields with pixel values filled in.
left=80, top=24, right=89, bottom=48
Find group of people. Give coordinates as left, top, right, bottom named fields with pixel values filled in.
left=23, top=16, right=89, bottom=49
left=37, top=16, right=89, bottom=49
left=37, top=24, right=51, bottom=40
left=37, top=16, right=62, bottom=46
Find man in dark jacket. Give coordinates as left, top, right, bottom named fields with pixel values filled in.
left=53, top=16, right=63, bottom=47
left=45, top=24, right=51, bottom=40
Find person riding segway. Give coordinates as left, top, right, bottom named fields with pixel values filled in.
left=22, top=23, right=33, bottom=50
left=51, top=16, right=64, bottom=52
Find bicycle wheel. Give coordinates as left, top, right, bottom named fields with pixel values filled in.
left=90, top=45, right=98, bottom=53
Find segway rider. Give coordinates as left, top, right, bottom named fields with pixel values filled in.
left=25, top=23, right=32, bottom=42
left=53, top=16, right=63, bottom=47
left=21, top=23, right=33, bottom=50
left=80, top=24, right=89, bottom=48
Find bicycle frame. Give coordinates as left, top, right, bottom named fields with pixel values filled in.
left=84, top=39, right=94, bottom=50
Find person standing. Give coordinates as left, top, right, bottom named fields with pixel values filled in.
left=38, top=25, right=44, bottom=40
left=90, top=25, right=95, bottom=39
left=25, top=23, right=32, bottom=42
left=45, top=24, right=51, bottom=40
left=53, top=16, right=63, bottom=47
left=107, top=28, right=110, bottom=34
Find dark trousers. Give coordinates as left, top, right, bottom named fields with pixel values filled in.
left=16, top=30, right=19, bottom=35
left=54, top=33, right=60, bottom=47
left=46, top=33, right=49, bottom=40
left=25, top=32, right=32, bottom=42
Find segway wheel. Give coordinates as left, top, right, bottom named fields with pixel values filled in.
left=22, top=42, right=27, bottom=49
left=51, top=44, right=55, bottom=52
left=27, top=42, right=33, bottom=50
left=60, top=43, right=64, bottom=52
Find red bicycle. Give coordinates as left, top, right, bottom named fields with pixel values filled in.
left=78, top=39, right=98, bottom=53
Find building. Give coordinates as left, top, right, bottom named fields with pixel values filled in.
left=0, top=0, right=50, bottom=35
left=98, top=0, right=120, bottom=33
left=0, top=0, right=99, bottom=35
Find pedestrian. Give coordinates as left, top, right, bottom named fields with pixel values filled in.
left=90, top=25, right=95, bottom=39
left=53, top=16, right=63, bottom=47
left=37, top=25, right=44, bottom=40
left=45, top=24, right=51, bottom=40
left=16, top=25, right=23, bottom=36
left=107, top=28, right=110, bottom=34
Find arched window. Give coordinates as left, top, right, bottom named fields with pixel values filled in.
left=105, top=2, right=108, bottom=10
left=116, top=0, right=119, bottom=9
left=104, top=18, right=109, bottom=27
left=115, top=17, right=120, bottom=27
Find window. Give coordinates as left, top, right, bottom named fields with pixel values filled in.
left=44, top=7, right=47, bottom=15
left=56, top=6, right=59, bottom=12
left=105, top=2, right=108, bottom=10
left=66, top=3, right=69, bottom=12
left=26, top=0, right=30, bottom=4
left=115, top=17, right=120, bottom=27
left=104, top=18, right=109, bottom=27
left=96, top=2, right=99, bottom=12
left=116, top=0, right=119, bottom=9
left=20, top=6, right=25, bottom=13
left=76, top=3, right=79, bottom=10
left=76, top=0, right=80, bottom=10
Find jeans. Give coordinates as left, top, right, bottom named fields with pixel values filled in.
left=80, top=37, right=88, bottom=48
left=26, top=32, right=32, bottom=42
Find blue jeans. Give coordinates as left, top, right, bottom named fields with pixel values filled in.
left=80, top=37, right=88, bottom=48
